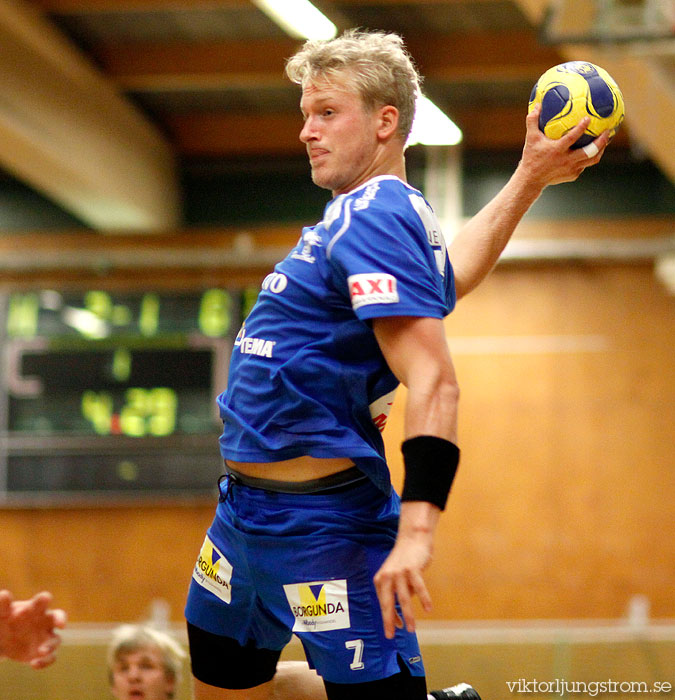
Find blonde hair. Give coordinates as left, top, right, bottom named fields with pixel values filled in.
left=107, top=625, right=187, bottom=698
left=285, top=28, right=422, bottom=140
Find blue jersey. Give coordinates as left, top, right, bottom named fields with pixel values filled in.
left=217, top=175, right=456, bottom=493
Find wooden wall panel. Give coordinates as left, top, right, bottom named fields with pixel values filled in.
left=384, top=265, right=674, bottom=620
left=0, top=264, right=673, bottom=623
left=0, top=505, right=215, bottom=623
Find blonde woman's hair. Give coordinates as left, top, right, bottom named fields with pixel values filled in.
left=107, top=625, right=187, bottom=698
left=285, top=28, right=422, bottom=140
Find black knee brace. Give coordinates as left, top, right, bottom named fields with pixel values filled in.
left=187, top=622, right=281, bottom=690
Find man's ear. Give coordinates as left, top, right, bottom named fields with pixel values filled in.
left=377, top=105, right=400, bottom=140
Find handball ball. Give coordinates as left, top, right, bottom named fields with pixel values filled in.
left=528, top=61, right=625, bottom=149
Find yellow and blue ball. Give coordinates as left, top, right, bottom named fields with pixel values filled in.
left=528, top=61, right=625, bottom=149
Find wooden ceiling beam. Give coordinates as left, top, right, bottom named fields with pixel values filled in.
left=165, top=105, right=629, bottom=155
left=164, top=112, right=305, bottom=155
left=454, top=106, right=528, bottom=149
left=92, top=31, right=560, bottom=90
left=407, top=31, right=562, bottom=82
left=0, top=0, right=179, bottom=231
left=336, top=0, right=500, bottom=4
left=164, top=108, right=528, bottom=154
left=92, top=37, right=300, bottom=86
left=33, top=0, right=503, bottom=11
left=31, top=0, right=252, bottom=12
left=455, top=105, right=628, bottom=150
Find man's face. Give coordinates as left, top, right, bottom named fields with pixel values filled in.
left=110, top=647, right=174, bottom=700
left=299, top=74, right=382, bottom=195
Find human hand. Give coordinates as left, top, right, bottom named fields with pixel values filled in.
left=373, top=501, right=439, bottom=639
left=519, top=104, right=610, bottom=190
left=0, top=590, right=67, bottom=669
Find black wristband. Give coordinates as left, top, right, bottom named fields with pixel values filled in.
left=401, top=435, right=460, bottom=511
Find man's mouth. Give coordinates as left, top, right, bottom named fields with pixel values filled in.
left=309, top=148, right=329, bottom=162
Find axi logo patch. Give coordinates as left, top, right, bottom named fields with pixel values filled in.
left=192, top=535, right=233, bottom=604
left=283, top=579, right=351, bottom=633
left=347, top=273, right=399, bottom=310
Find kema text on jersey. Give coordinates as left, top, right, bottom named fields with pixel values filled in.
left=234, top=322, right=276, bottom=358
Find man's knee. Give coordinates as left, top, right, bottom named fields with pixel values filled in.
left=187, top=622, right=281, bottom=689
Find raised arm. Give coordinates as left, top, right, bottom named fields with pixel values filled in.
left=371, top=315, right=459, bottom=639
left=449, top=106, right=610, bottom=300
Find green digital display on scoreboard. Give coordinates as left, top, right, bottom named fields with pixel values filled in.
left=0, top=288, right=253, bottom=499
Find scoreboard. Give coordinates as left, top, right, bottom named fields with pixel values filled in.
left=0, top=287, right=256, bottom=501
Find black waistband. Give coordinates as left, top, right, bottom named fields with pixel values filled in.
left=223, top=464, right=367, bottom=494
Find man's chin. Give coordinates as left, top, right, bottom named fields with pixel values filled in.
left=310, top=170, right=336, bottom=192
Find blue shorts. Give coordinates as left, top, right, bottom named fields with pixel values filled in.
left=184, top=475, right=425, bottom=685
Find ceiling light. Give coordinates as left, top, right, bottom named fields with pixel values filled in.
left=408, top=95, right=463, bottom=147
left=656, top=253, right=675, bottom=295
left=252, top=0, right=337, bottom=41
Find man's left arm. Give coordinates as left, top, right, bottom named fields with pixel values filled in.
left=372, top=315, right=459, bottom=639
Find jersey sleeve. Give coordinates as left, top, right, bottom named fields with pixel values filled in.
left=325, top=184, right=454, bottom=321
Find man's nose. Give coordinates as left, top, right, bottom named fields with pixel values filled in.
left=300, top=116, right=317, bottom=143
